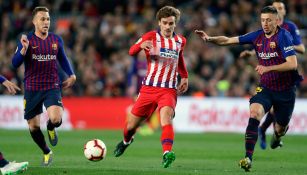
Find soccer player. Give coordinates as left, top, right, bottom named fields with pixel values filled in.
left=0, top=152, right=28, bottom=175
left=239, top=0, right=305, bottom=150
left=0, top=78, right=28, bottom=174
left=196, top=6, right=298, bottom=171
left=12, top=7, right=76, bottom=166
left=113, top=6, right=188, bottom=168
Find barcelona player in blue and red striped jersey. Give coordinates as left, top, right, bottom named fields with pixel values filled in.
left=240, top=0, right=305, bottom=150
left=12, top=6, right=76, bottom=166
left=196, top=6, right=298, bottom=171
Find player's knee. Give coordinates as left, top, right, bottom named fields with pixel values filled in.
left=250, top=108, right=262, bottom=120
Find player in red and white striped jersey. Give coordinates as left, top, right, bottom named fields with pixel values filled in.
left=114, top=6, right=188, bottom=168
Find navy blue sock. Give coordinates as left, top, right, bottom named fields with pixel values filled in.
left=0, top=152, right=9, bottom=167
left=260, top=112, right=274, bottom=132
left=245, top=118, right=260, bottom=161
left=30, top=128, right=51, bottom=154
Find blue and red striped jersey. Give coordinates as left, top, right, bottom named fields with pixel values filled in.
left=239, top=27, right=296, bottom=91
left=12, top=32, right=74, bottom=91
left=281, top=20, right=302, bottom=46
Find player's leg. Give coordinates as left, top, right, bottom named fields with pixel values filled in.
left=239, top=87, right=271, bottom=172
left=0, top=152, right=9, bottom=168
left=28, top=116, right=53, bottom=166
left=44, top=89, right=63, bottom=147
left=113, top=112, right=145, bottom=157
left=160, top=106, right=176, bottom=168
left=270, top=89, right=295, bottom=149
left=0, top=152, right=28, bottom=175
left=258, top=108, right=275, bottom=149
left=158, top=88, right=177, bottom=168
left=24, top=90, right=52, bottom=166
left=114, top=87, right=156, bottom=157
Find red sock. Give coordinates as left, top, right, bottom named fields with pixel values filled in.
left=161, top=124, right=174, bottom=153
left=123, top=125, right=136, bottom=143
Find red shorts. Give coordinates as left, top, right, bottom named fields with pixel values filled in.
left=131, top=86, right=177, bottom=118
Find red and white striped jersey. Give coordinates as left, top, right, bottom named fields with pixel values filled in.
left=129, top=30, right=188, bottom=89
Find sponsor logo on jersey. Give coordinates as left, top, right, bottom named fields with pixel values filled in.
left=258, top=52, right=278, bottom=59
left=284, top=46, right=294, bottom=53
left=32, top=54, right=56, bottom=61
left=270, top=42, right=276, bottom=48
left=159, top=48, right=178, bottom=59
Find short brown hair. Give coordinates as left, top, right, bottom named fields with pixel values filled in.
left=156, top=6, right=180, bottom=23
left=32, top=6, right=49, bottom=18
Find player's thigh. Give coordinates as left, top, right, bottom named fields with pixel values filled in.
left=27, top=115, right=41, bottom=130
left=24, top=90, right=44, bottom=120
left=131, top=92, right=157, bottom=118
left=44, top=89, right=63, bottom=120
left=249, top=86, right=272, bottom=115
left=273, top=89, right=296, bottom=127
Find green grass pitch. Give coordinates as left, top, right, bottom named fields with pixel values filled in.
left=0, top=129, right=306, bottom=175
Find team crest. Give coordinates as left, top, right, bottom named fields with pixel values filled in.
left=52, top=43, right=58, bottom=50
left=270, top=42, right=276, bottom=49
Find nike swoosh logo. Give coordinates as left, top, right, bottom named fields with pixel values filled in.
left=32, top=46, right=39, bottom=49
left=58, top=101, right=62, bottom=104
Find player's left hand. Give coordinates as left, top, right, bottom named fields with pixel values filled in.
left=62, top=75, right=76, bottom=89
left=177, top=78, right=188, bottom=95
left=255, top=65, right=270, bottom=75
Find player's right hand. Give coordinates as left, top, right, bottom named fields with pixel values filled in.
left=140, top=40, right=153, bottom=51
left=2, top=80, right=21, bottom=95
left=20, top=34, right=29, bottom=54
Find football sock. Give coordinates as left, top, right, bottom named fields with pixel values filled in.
left=245, top=118, right=260, bottom=161
left=0, top=152, right=9, bottom=167
left=30, top=128, right=51, bottom=154
left=47, top=119, right=62, bottom=130
left=161, top=124, right=174, bottom=153
left=123, top=125, right=136, bottom=143
left=260, top=112, right=274, bottom=132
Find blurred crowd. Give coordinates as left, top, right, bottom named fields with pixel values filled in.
left=0, top=0, right=306, bottom=97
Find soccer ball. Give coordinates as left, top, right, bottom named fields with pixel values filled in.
left=84, top=139, right=107, bottom=161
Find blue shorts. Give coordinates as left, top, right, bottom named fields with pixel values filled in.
left=24, top=89, right=63, bottom=120
left=250, top=86, right=296, bottom=127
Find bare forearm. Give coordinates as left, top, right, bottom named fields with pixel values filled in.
left=208, top=36, right=238, bottom=46
left=294, top=44, right=305, bottom=54
left=268, top=61, right=297, bottom=72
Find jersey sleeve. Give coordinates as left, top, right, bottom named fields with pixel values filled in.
left=178, top=37, right=188, bottom=78
left=238, top=31, right=259, bottom=45
left=57, top=36, right=74, bottom=76
left=278, top=31, right=296, bottom=58
left=288, top=22, right=302, bottom=45
left=129, top=31, right=154, bottom=56
left=12, top=42, right=25, bottom=68
left=0, top=75, right=7, bottom=83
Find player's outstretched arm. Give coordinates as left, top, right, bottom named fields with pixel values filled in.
left=195, top=30, right=239, bottom=46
